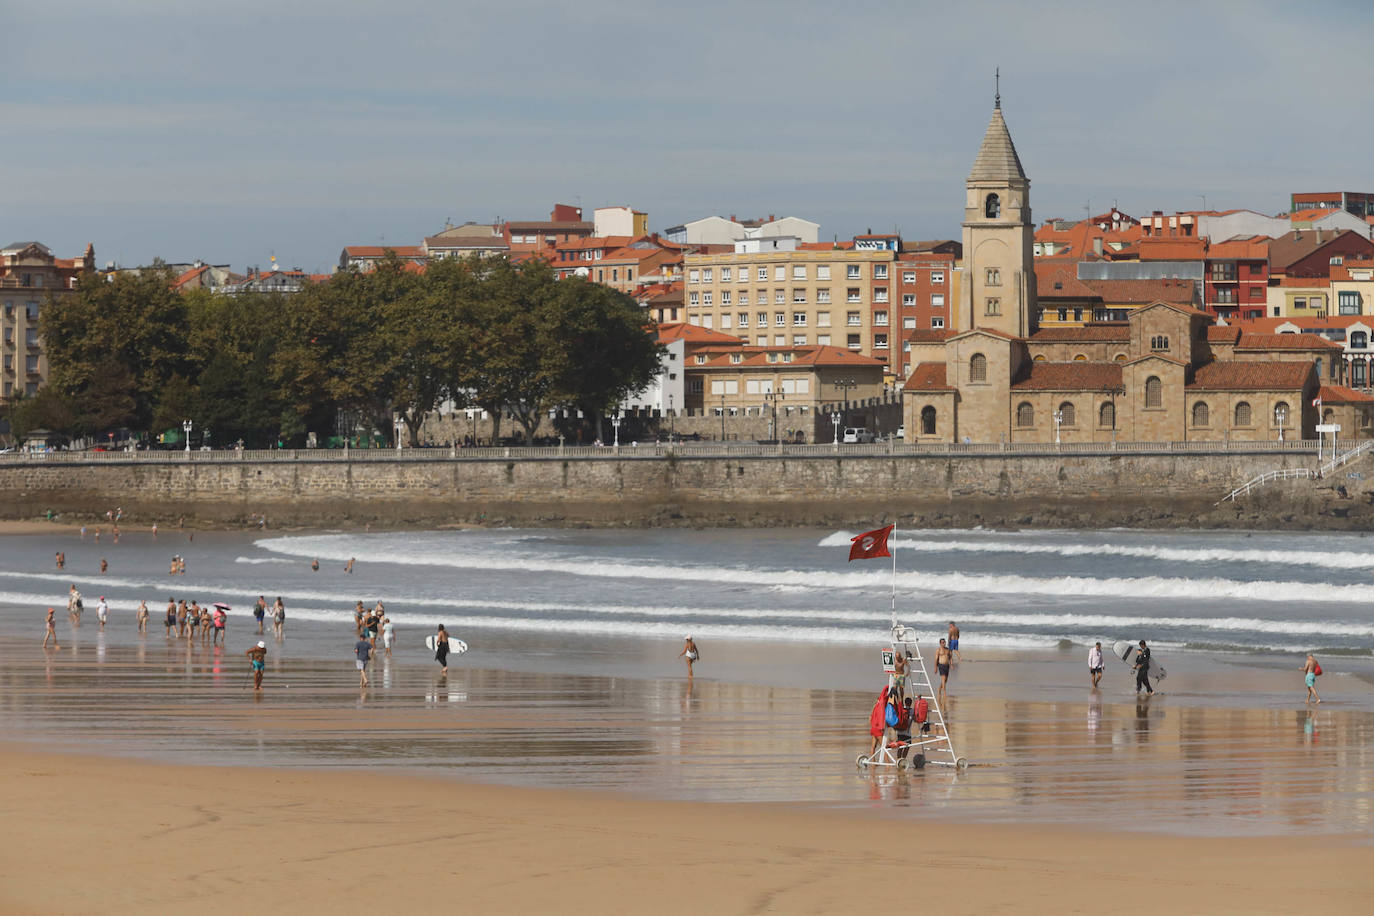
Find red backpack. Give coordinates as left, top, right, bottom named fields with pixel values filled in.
left=895, top=703, right=912, bottom=730
left=914, top=697, right=929, bottom=724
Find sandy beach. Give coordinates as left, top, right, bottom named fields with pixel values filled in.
left=2, top=745, right=1369, bottom=916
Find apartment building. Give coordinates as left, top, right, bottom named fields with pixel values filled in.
left=1, top=241, right=94, bottom=401
left=683, top=237, right=898, bottom=373
left=683, top=343, right=885, bottom=416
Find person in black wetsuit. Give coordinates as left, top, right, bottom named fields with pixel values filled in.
left=1133, top=639, right=1154, bottom=696
left=435, top=624, right=450, bottom=674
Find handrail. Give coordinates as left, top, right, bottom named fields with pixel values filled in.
left=1219, top=467, right=1315, bottom=503
left=1318, top=439, right=1374, bottom=477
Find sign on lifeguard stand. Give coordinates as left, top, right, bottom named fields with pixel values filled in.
left=881, top=649, right=897, bottom=673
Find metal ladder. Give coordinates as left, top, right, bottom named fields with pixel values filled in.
left=891, top=624, right=967, bottom=769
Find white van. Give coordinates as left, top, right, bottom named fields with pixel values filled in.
left=842, top=427, right=875, bottom=443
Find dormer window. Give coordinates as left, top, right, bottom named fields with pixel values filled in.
left=730, top=353, right=741, bottom=364
left=695, top=354, right=706, bottom=364
left=985, top=193, right=1000, bottom=219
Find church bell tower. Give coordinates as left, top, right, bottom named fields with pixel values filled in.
left=960, top=77, right=1036, bottom=338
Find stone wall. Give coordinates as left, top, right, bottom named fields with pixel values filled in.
left=1, top=448, right=1368, bottom=530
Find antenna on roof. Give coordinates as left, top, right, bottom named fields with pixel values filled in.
left=994, top=67, right=1000, bottom=109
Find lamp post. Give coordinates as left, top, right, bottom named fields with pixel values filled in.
left=611, top=407, right=622, bottom=450
left=1053, top=409, right=1063, bottom=446
left=466, top=408, right=476, bottom=446
left=667, top=393, right=674, bottom=443
left=765, top=389, right=785, bottom=442
left=182, top=419, right=192, bottom=454
left=831, top=411, right=842, bottom=448
left=1276, top=404, right=1286, bottom=442
left=204, top=427, right=211, bottom=451
left=719, top=394, right=726, bottom=442
left=394, top=417, right=404, bottom=450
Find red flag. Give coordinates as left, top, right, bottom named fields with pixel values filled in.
left=848, top=524, right=894, bottom=561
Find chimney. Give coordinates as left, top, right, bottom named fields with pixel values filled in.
left=1315, top=227, right=1323, bottom=245
left=1093, top=237, right=1103, bottom=256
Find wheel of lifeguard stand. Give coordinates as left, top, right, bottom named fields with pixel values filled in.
left=856, top=754, right=869, bottom=770
left=955, top=757, right=968, bottom=770
left=906, top=753, right=926, bottom=772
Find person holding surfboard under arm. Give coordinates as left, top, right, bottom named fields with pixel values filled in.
left=435, top=624, right=450, bottom=674
left=1133, top=640, right=1154, bottom=696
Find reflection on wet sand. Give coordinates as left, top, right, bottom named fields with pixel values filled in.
left=3, top=636, right=1372, bottom=837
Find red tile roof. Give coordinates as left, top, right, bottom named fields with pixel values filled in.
left=1188, top=361, right=1312, bottom=390
left=694, top=344, right=884, bottom=370
left=1207, top=238, right=1267, bottom=260
left=1034, top=265, right=1099, bottom=299
left=1010, top=362, right=1123, bottom=390
left=1136, top=237, right=1207, bottom=261
left=343, top=245, right=426, bottom=258
left=1206, top=325, right=1242, bottom=343
left=1029, top=325, right=1130, bottom=342
left=1317, top=385, right=1374, bottom=404
left=1236, top=333, right=1343, bottom=351
left=424, top=235, right=508, bottom=250
left=902, top=362, right=953, bottom=391
left=796, top=241, right=855, bottom=251
left=951, top=327, right=1019, bottom=342
left=904, top=329, right=956, bottom=343
left=656, top=322, right=743, bottom=345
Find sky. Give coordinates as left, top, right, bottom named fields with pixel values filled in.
left=5, top=0, right=1373, bottom=274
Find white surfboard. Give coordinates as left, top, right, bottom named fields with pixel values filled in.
left=425, top=634, right=436, bottom=651
left=1114, top=641, right=1165, bottom=685
left=425, top=636, right=468, bottom=654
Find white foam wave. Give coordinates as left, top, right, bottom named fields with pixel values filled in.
left=251, top=536, right=1374, bottom=606
left=233, top=557, right=295, bottom=565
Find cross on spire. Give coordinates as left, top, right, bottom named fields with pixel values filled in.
left=995, top=67, right=1001, bottom=109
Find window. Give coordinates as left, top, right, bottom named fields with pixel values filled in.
left=817, top=289, right=831, bottom=303
left=903, top=341, right=911, bottom=351
left=846, top=311, right=861, bottom=326
left=774, top=335, right=786, bottom=346
left=1058, top=402, right=1076, bottom=427
left=1352, top=331, right=1368, bottom=349
left=739, top=292, right=749, bottom=306
left=1234, top=401, right=1252, bottom=426
left=874, top=288, right=888, bottom=303
left=903, top=294, right=915, bottom=307
left=903, top=317, right=916, bottom=329
left=1058, top=308, right=1068, bottom=322
left=729, top=353, right=741, bottom=363
left=757, top=311, right=767, bottom=327
left=847, top=334, right=860, bottom=349
left=720, top=313, right=732, bottom=329
left=702, top=314, right=713, bottom=328
left=757, top=267, right=767, bottom=281
left=1324, top=407, right=1335, bottom=423
left=1016, top=401, right=1033, bottom=427
left=689, top=269, right=700, bottom=283
left=817, top=312, right=831, bottom=327
left=702, top=269, right=712, bottom=282
left=970, top=353, right=987, bottom=382
left=774, top=312, right=785, bottom=327
left=611, top=268, right=618, bottom=281
left=792, top=312, right=807, bottom=326
left=1144, top=376, right=1162, bottom=408
left=874, top=311, right=888, bottom=326
left=817, top=334, right=831, bottom=345
left=931, top=271, right=944, bottom=284
left=702, top=292, right=712, bottom=306
left=817, top=265, right=831, bottom=280
left=1150, top=335, right=1169, bottom=351
left=774, top=266, right=785, bottom=281
left=738, top=312, right=749, bottom=328
left=792, top=265, right=807, bottom=280
left=1099, top=402, right=1115, bottom=428
left=921, top=406, right=937, bottom=435
left=847, top=265, right=861, bottom=279
left=25, top=301, right=39, bottom=320
left=1251, top=286, right=1264, bottom=299
left=874, top=334, right=888, bottom=349
left=792, top=289, right=806, bottom=303
left=720, top=268, right=731, bottom=282
left=1209, top=263, right=1237, bottom=281
left=985, top=268, right=1001, bottom=286
left=903, top=271, right=916, bottom=284
left=984, top=297, right=1001, bottom=316
left=756, top=336, right=767, bottom=346
left=1215, top=288, right=1235, bottom=304
left=1339, top=291, right=1361, bottom=315
left=931, top=294, right=944, bottom=308
left=847, top=288, right=861, bottom=303
left=792, top=334, right=807, bottom=347
left=689, top=292, right=699, bottom=306
left=721, top=291, right=732, bottom=305
left=985, top=193, right=1000, bottom=218
left=1073, top=308, right=1083, bottom=322
left=1274, top=401, right=1291, bottom=427
left=1316, top=358, right=1324, bottom=379
left=774, top=290, right=785, bottom=304
left=1294, top=297, right=1307, bottom=310
left=1192, top=402, right=1210, bottom=426
left=1073, top=354, right=1087, bottom=362
left=874, top=264, right=888, bottom=279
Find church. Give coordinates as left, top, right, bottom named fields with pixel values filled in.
left=901, top=93, right=1369, bottom=444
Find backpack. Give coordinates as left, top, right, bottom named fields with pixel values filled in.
left=914, top=697, right=929, bottom=724
left=884, top=702, right=899, bottom=727
left=895, top=704, right=912, bottom=730
left=1314, top=662, right=1323, bottom=677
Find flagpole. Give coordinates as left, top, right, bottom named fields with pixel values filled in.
left=890, top=520, right=897, bottom=632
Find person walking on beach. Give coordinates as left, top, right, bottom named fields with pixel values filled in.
left=165, top=598, right=176, bottom=638
left=678, top=635, right=700, bottom=679
left=272, top=597, right=285, bottom=639
left=435, top=624, right=451, bottom=674
left=43, top=607, right=59, bottom=649
left=1133, top=640, right=1154, bottom=696
left=1088, top=641, right=1104, bottom=689
left=253, top=596, right=266, bottom=634
left=212, top=605, right=227, bottom=646
left=948, top=621, right=962, bottom=661
left=382, top=617, right=394, bottom=658
left=245, top=641, right=267, bottom=691
left=934, top=638, right=953, bottom=700
left=67, top=586, right=83, bottom=627
left=1302, top=653, right=1322, bottom=705
left=136, top=600, right=148, bottom=634
left=96, top=596, right=109, bottom=629
left=355, top=635, right=373, bottom=687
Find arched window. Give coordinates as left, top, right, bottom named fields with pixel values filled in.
left=1016, top=402, right=1034, bottom=427
left=970, top=353, right=987, bottom=382
left=1234, top=401, right=1252, bottom=427
left=1353, top=332, right=1368, bottom=349
left=1058, top=402, right=1076, bottom=427
left=1315, top=358, right=1323, bottom=379
left=1273, top=401, right=1290, bottom=427
left=1099, top=402, right=1115, bottom=428
left=985, top=193, right=1000, bottom=218
left=1145, top=376, right=1162, bottom=408
left=1150, top=335, right=1169, bottom=351
left=1192, top=402, right=1210, bottom=426
left=1033, top=354, right=1045, bottom=361
left=1073, top=353, right=1087, bottom=361
left=1114, top=353, right=1126, bottom=361
left=985, top=268, right=1001, bottom=286
left=920, top=406, right=937, bottom=436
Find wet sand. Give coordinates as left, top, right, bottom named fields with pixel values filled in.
left=2, top=745, right=1370, bottom=916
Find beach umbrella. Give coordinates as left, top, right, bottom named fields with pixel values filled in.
left=213, top=602, right=231, bottom=610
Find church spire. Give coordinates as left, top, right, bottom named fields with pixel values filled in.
left=968, top=93, right=1026, bottom=184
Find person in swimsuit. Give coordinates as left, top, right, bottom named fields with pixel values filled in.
left=187, top=601, right=200, bottom=642
left=246, top=641, right=267, bottom=690
left=1302, top=653, right=1322, bottom=704
left=253, top=596, right=266, bottom=634
left=165, top=598, right=176, bottom=638
left=934, top=638, right=953, bottom=700
left=1088, top=641, right=1104, bottom=688
left=435, top=625, right=450, bottom=674
left=272, top=598, right=285, bottom=639
left=382, top=617, right=394, bottom=658
left=43, top=607, right=59, bottom=649
left=947, top=622, right=961, bottom=661
left=212, top=606, right=226, bottom=646
left=96, top=596, right=108, bottom=628
left=136, top=600, right=149, bottom=634
left=679, top=636, right=700, bottom=679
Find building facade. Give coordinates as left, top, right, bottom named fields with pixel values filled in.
left=1, top=241, right=93, bottom=401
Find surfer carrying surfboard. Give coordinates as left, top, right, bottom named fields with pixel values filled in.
left=435, top=625, right=451, bottom=674
left=1133, top=640, right=1154, bottom=696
